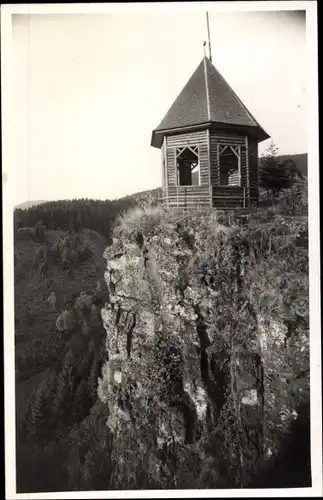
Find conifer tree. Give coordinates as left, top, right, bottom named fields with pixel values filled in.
left=259, top=142, right=298, bottom=200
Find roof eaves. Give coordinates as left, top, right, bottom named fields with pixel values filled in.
left=151, top=121, right=214, bottom=148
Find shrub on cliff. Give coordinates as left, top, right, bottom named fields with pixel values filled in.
left=116, top=205, right=165, bottom=237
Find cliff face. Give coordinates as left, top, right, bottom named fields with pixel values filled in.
left=99, top=206, right=309, bottom=489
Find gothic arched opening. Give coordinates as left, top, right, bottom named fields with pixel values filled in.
left=219, top=145, right=241, bottom=186
left=176, top=146, right=200, bottom=186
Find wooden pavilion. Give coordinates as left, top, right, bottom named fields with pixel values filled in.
left=151, top=56, right=270, bottom=209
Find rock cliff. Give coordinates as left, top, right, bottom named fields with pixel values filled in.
left=98, top=206, right=309, bottom=489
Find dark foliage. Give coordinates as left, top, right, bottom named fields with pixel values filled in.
left=249, top=402, right=311, bottom=488
left=14, top=198, right=137, bottom=239
left=259, top=143, right=299, bottom=199
left=14, top=193, right=135, bottom=493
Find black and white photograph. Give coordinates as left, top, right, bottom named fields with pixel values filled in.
left=2, top=1, right=321, bottom=498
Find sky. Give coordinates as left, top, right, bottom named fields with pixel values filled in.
left=11, top=7, right=307, bottom=205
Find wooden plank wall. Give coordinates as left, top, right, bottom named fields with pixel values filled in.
left=161, top=139, right=166, bottom=188
left=198, top=143, right=209, bottom=185
left=166, top=186, right=211, bottom=208
left=228, top=170, right=240, bottom=186
left=248, top=139, right=259, bottom=205
left=210, top=137, right=219, bottom=185
left=212, top=185, right=244, bottom=209
left=166, top=148, right=176, bottom=186
left=213, top=186, right=244, bottom=196
left=166, top=130, right=208, bottom=187
left=166, top=130, right=208, bottom=147
left=240, top=145, right=248, bottom=188
left=210, top=132, right=246, bottom=146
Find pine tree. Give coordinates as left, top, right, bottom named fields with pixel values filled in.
left=259, top=142, right=297, bottom=200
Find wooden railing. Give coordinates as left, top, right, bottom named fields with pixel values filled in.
left=165, top=186, right=211, bottom=208
left=160, top=185, right=259, bottom=210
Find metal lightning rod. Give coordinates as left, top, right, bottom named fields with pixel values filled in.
left=206, top=12, right=212, bottom=62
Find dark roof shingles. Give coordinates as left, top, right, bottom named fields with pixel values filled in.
left=155, top=57, right=265, bottom=132
left=206, top=58, right=258, bottom=127
left=156, top=60, right=208, bottom=130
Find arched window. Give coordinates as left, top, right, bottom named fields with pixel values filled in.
left=176, top=146, right=200, bottom=186
left=219, top=145, right=241, bottom=186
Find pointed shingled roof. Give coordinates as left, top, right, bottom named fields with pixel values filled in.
left=151, top=57, right=270, bottom=148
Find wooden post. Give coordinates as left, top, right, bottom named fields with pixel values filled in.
left=245, top=136, right=249, bottom=209
left=165, top=136, right=169, bottom=209
left=217, top=143, right=220, bottom=185
left=238, top=145, right=242, bottom=187
left=207, top=128, right=212, bottom=207
left=175, top=147, right=179, bottom=188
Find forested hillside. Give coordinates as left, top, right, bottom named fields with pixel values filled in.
left=14, top=190, right=162, bottom=492
left=14, top=191, right=161, bottom=236
left=15, top=200, right=48, bottom=210
left=277, top=153, right=307, bottom=178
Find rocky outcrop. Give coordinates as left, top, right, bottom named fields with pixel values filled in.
left=98, top=206, right=309, bottom=488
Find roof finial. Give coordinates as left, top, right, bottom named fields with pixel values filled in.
left=206, top=12, right=212, bottom=62
left=203, top=40, right=207, bottom=58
